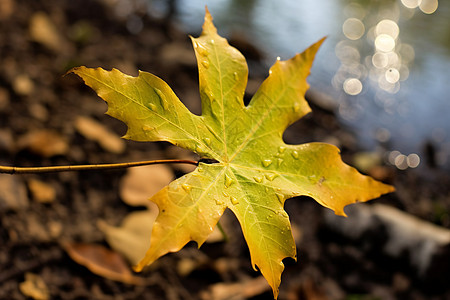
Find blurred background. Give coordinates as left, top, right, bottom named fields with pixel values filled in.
left=164, top=0, right=450, bottom=172
left=0, top=0, right=449, bottom=299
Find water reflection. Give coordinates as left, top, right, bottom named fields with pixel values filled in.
left=118, top=0, right=450, bottom=168
left=337, top=2, right=416, bottom=98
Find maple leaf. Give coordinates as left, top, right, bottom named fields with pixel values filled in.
left=71, top=8, right=394, bottom=298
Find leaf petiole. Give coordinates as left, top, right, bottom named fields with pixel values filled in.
left=0, top=159, right=199, bottom=175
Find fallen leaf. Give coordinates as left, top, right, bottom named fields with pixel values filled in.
left=0, top=175, right=29, bottom=211
left=120, top=165, right=174, bottom=207
left=75, top=115, right=125, bottom=154
left=13, top=74, right=34, bottom=96
left=29, top=12, right=67, bottom=52
left=19, top=272, right=49, bottom=300
left=28, top=179, right=56, bottom=203
left=200, top=276, right=271, bottom=300
left=62, top=242, right=145, bottom=285
left=18, top=129, right=68, bottom=157
left=98, top=208, right=157, bottom=266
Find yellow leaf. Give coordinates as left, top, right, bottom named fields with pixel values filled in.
left=71, top=8, right=394, bottom=298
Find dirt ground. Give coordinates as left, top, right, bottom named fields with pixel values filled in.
left=1, top=0, right=449, bottom=299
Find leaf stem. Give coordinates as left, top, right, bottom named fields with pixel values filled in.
left=0, top=159, right=198, bottom=175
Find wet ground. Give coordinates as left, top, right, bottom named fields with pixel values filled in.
left=0, top=0, right=449, bottom=299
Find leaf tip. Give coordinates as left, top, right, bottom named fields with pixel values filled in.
left=202, top=6, right=217, bottom=35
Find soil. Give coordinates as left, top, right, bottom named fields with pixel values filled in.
left=1, top=0, right=449, bottom=299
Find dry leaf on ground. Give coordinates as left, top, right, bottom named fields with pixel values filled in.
left=200, top=276, right=270, bottom=300
left=19, top=272, right=49, bottom=300
left=120, top=165, right=174, bottom=207
left=98, top=208, right=157, bottom=266
left=18, top=129, right=68, bottom=157
left=75, top=115, right=125, bottom=154
left=28, top=179, right=56, bottom=203
left=62, top=242, right=145, bottom=285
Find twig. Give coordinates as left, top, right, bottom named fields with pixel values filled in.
left=0, top=159, right=198, bottom=175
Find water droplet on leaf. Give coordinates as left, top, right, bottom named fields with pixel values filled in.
left=196, top=43, right=208, bottom=56
left=204, top=137, right=211, bottom=146
left=292, top=150, right=299, bottom=159
left=142, top=125, right=153, bottom=132
left=202, top=60, right=210, bottom=69
left=182, top=184, right=192, bottom=192
left=278, top=146, right=286, bottom=153
left=262, top=159, right=272, bottom=167
left=277, top=158, right=283, bottom=167
left=154, top=88, right=168, bottom=109
left=225, top=174, right=234, bottom=188
left=253, top=175, right=264, bottom=183
left=265, top=173, right=278, bottom=181
left=230, top=196, right=239, bottom=205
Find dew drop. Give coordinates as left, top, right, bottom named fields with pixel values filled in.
left=202, top=60, right=210, bottom=69
left=276, top=56, right=281, bottom=61
left=294, top=102, right=301, bottom=113
left=195, top=144, right=205, bottom=154
left=182, top=184, right=192, bottom=192
left=253, top=175, right=264, bottom=183
left=265, top=173, right=278, bottom=181
left=197, top=165, right=203, bottom=172
left=225, top=174, right=234, bottom=188
left=215, top=198, right=223, bottom=205
left=277, top=158, right=284, bottom=167
left=154, top=88, right=168, bottom=110
left=233, top=72, right=239, bottom=80
left=278, top=146, right=286, bottom=153
left=196, top=44, right=208, bottom=56
left=210, top=39, right=215, bottom=45
left=142, top=125, right=153, bottom=132
left=291, top=150, right=299, bottom=159
left=204, top=137, right=211, bottom=146
left=262, top=159, right=272, bottom=167
left=148, top=103, right=157, bottom=111
left=308, top=175, right=319, bottom=185
left=230, top=196, right=239, bottom=205
left=222, top=191, right=229, bottom=198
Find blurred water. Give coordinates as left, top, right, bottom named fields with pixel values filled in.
left=143, top=0, right=450, bottom=170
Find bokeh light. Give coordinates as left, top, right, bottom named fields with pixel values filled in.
left=401, top=0, right=422, bottom=9
left=376, top=19, right=399, bottom=39
left=372, top=52, right=389, bottom=68
left=419, top=0, right=438, bottom=14
left=343, top=78, right=363, bottom=95
left=385, top=68, right=400, bottom=83
left=343, top=18, right=365, bottom=40
left=375, top=34, right=396, bottom=52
